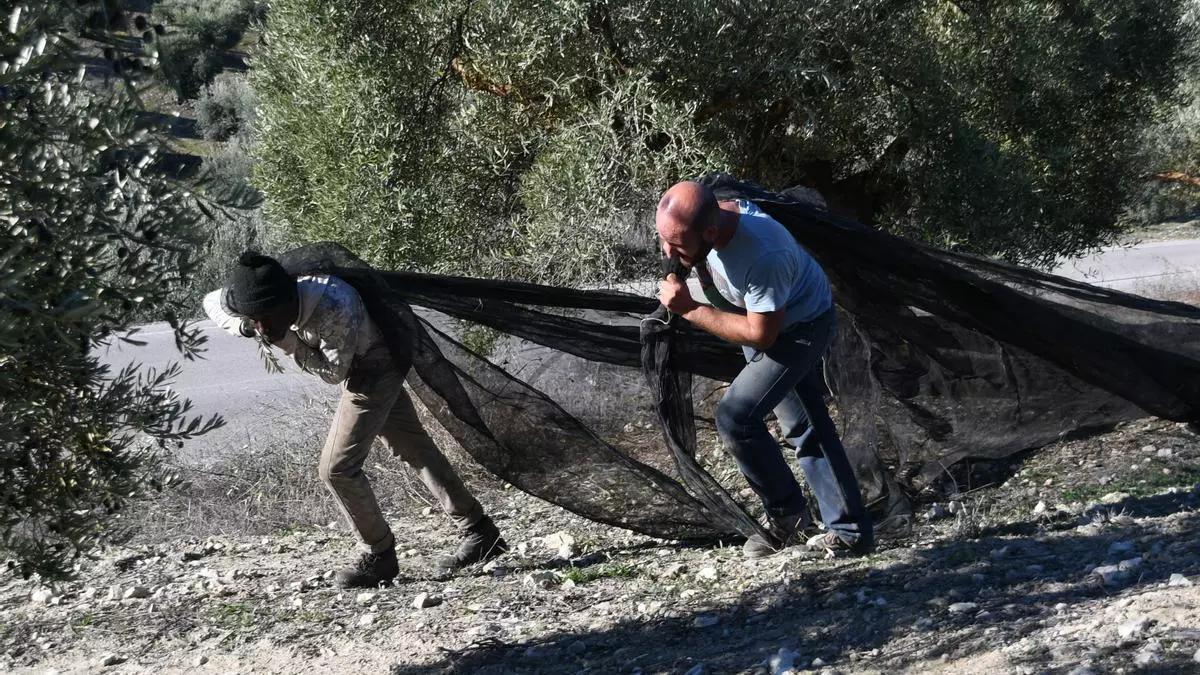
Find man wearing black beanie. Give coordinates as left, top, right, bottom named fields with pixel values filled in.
left=203, top=251, right=507, bottom=588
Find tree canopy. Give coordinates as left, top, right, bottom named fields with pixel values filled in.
left=253, top=0, right=1198, bottom=282
left=0, top=0, right=254, bottom=578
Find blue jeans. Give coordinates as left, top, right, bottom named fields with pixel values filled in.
left=715, top=308, right=873, bottom=548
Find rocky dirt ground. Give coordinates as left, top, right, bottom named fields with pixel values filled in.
left=3, top=418, right=1200, bottom=674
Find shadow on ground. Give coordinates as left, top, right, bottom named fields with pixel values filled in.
left=394, top=490, right=1200, bottom=674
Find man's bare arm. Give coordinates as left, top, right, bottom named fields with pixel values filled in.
left=658, top=273, right=785, bottom=350
left=680, top=304, right=784, bottom=350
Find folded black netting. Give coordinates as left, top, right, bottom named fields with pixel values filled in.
left=275, top=174, right=1200, bottom=542
left=278, top=245, right=748, bottom=541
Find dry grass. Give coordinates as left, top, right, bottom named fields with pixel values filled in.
left=121, top=395, right=500, bottom=543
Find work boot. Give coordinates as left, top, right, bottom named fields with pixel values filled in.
left=806, top=530, right=875, bottom=557
left=334, top=546, right=399, bottom=589
left=433, top=515, right=507, bottom=576
left=743, top=509, right=813, bottom=559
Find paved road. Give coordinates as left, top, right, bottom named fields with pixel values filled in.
left=103, top=239, right=1200, bottom=461
left=1051, top=238, right=1200, bottom=296
left=99, top=320, right=337, bottom=460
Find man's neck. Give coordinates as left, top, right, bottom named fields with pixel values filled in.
left=711, top=200, right=741, bottom=250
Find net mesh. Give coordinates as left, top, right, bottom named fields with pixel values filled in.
left=273, top=174, right=1200, bottom=541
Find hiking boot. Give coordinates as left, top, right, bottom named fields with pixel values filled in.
left=433, top=515, right=507, bottom=576
left=743, top=509, right=813, bottom=559
left=805, top=530, right=874, bottom=557
left=334, top=546, right=399, bottom=589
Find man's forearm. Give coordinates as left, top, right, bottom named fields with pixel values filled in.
left=680, top=305, right=766, bottom=349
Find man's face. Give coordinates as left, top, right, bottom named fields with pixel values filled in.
left=247, top=300, right=296, bottom=343
left=656, top=216, right=712, bottom=268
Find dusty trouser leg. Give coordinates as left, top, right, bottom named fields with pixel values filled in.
left=319, top=368, right=402, bottom=554
left=378, top=385, right=484, bottom=531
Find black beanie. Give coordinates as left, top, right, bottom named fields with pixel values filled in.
left=225, top=251, right=296, bottom=318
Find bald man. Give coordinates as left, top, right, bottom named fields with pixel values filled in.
left=655, top=181, right=873, bottom=558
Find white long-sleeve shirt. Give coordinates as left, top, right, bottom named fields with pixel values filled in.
left=203, top=275, right=390, bottom=384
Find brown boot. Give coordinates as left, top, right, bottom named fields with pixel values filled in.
left=433, top=515, right=507, bottom=576
left=334, top=546, right=399, bottom=588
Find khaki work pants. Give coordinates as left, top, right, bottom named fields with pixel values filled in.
left=320, top=365, right=483, bottom=553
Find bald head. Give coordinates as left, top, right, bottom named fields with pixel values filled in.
left=657, top=181, right=719, bottom=234
left=655, top=181, right=721, bottom=267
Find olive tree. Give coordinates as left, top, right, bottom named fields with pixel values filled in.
left=254, top=0, right=1197, bottom=281
left=0, top=0, right=256, bottom=578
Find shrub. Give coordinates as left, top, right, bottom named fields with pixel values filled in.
left=0, top=0, right=258, bottom=579
left=196, top=72, right=257, bottom=142
left=253, top=0, right=1199, bottom=283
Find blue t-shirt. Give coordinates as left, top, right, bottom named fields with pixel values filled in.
left=704, top=200, right=832, bottom=326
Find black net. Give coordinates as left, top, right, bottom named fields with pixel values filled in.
left=274, top=174, right=1200, bottom=542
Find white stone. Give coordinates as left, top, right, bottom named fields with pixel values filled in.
left=1100, top=491, right=1130, bottom=505
left=99, top=653, right=124, bottom=667
left=811, top=657, right=827, bottom=667
left=1117, top=617, right=1151, bottom=641
left=1141, top=445, right=1157, bottom=454
left=1133, top=647, right=1163, bottom=666
left=1157, top=447, right=1173, bottom=458
left=1169, top=573, right=1194, bottom=587
left=106, top=585, right=124, bottom=601
left=696, top=566, right=719, bottom=582
left=192, top=654, right=208, bottom=667
left=637, top=600, right=664, bottom=616
left=663, top=562, right=688, bottom=577
left=30, top=589, right=55, bottom=604
left=523, top=571, right=558, bottom=589
left=123, top=586, right=151, bottom=600
left=1094, top=557, right=1143, bottom=585
left=693, top=614, right=720, bottom=628
left=359, top=613, right=376, bottom=626
left=770, top=647, right=800, bottom=675
left=948, top=500, right=964, bottom=515
left=1033, top=501, right=1047, bottom=515
left=356, top=592, right=376, bottom=605
left=542, top=531, right=576, bottom=551
left=413, top=592, right=443, bottom=609
left=948, top=602, right=979, bottom=614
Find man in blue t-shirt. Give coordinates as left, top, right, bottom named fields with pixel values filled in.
left=655, top=180, right=873, bottom=558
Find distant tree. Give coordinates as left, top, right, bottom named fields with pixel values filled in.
left=254, top=0, right=1198, bottom=282
left=196, top=72, right=257, bottom=142
left=0, top=0, right=256, bottom=578
left=1135, top=57, right=1200, bottom=222
left=154, top=0, right=264, bottom=101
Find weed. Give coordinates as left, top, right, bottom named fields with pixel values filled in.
left=211, top=601, right=256, bottom=629
left=1060, top=464, right=1200, bottom=503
